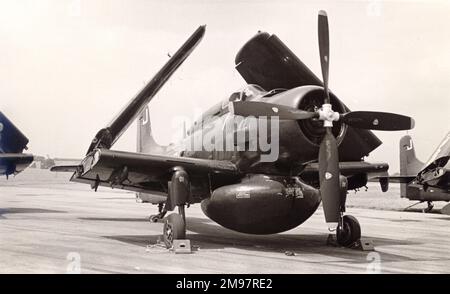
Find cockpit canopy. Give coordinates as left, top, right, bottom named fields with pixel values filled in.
left=226, top=84, right=266, bottom=103
left=222, top=84, right=287, bottom=108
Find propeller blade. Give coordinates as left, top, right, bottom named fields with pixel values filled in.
left=86, top=25, right=206, bottom=154
left=318, top=128, right=341, bottom=229
left=230, top=101, right=318, bottom=120
left=318, top=10, right=330, bottom=104
left=341, top=111, right=415, bottom=131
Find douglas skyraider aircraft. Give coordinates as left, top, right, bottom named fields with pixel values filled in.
left=382, top=133, right=450, bottom=214
left=52, top=11, right=415, bottom=248
left=0, top=112, right=33, bottom=179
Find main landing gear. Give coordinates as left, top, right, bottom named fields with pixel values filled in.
left=149, top=203, right=166, bottom=223
left=163, top=207, right=186, bottom=248
left=160, top=167, right=190, bottom=249
left=333, top=177, right=362, bottom=248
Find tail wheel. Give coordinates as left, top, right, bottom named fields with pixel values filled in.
left=163, top=213, right=186, bottom=249
left=336, top=215, right=361, bottom=247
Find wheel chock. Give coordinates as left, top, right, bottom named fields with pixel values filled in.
left=171, top=239, right=192, bottom=254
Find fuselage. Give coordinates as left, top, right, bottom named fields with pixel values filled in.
left=406, top=156, right=450, bottom=201
left=141, top=84, right=382, bottom=234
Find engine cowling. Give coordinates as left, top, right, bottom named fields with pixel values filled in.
left=267, top=85, right=347, bottom=147
left=201, top=175, right=321, bottom=234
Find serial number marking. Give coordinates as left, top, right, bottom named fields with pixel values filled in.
left=220, top=278, right=272, bottom=289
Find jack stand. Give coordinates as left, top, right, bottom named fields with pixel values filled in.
left=327, top=234, right=375, bottom=251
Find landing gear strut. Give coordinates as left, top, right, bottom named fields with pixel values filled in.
left=149, top=203, right=166, bottom=223
left=161, top=167, right=190, bottom=249
left=334, top=178, right=361, bottom=247
left=424, top=201, right=434, bottom=213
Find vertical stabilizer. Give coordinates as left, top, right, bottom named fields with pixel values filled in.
left=137, top=106, right=166, bottom=155
left=136, top=106, right=167, bottom=203
left=399, top=135, right=424, bottom=197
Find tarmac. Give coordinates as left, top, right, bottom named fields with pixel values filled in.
left=1, top=169, right=449, bottom=274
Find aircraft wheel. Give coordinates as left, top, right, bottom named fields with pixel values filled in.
left=149, top=215, right=159, bottom=223
left=336, top=215, right=361, bottom=247
left=163, top=213, right=186, bottom=249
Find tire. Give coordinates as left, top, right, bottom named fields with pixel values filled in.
left=163, top=213, right=186, bottom=249
left=336, top=215, right=361, bottom=247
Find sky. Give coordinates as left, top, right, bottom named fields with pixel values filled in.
left=1, top=0, right=449, bottom=172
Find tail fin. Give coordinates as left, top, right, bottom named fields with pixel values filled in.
left=399, top=135, right=424, bottom=197
left=399, top=135, right=424, bottom=176
left=0, top=111, right=29, bottom=154
left=136, top=106, right=167, bottom=204
left=137, top=106, right=166, bottom=154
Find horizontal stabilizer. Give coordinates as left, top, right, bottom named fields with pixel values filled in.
left=50, top=165, right=81, bottom=173
left=373, top=175, right=416, bottom=184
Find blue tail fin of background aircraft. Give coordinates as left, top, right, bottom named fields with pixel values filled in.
left=0, top=111, right=29, bottom=154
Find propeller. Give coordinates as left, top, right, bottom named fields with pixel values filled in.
left=230, top=11, right=415, bottom=230
left=230, top=101, right=318, bottom=120
left=340, top=111, right=414, bottom=131
left=317, top=10, right=341, bottom=229
left=231, top=101, right=415, bottom=131
left=318, top=10, right=330, bottom=105
left=86, top=25, right=206, bottom=155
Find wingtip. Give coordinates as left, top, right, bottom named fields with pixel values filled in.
left=319, top=10, right=327, bottom=17
left=196, top=25, right=206, bottom=37
left=410, top=118, right=415, bottom=129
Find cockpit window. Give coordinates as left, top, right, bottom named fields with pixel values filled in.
left=261, top=88, right=288, bottom=97
left=228, top=84, right=266, bottom=102
left=222, top=84, right=268, bottom=109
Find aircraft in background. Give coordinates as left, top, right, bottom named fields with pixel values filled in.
left=0, top=112, right=34, bottom=179
left=386, top=133, right=450, bottom=214
left=52, top=11, right=415, bottom=249
left=31, top=155, right=80, bottom=170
